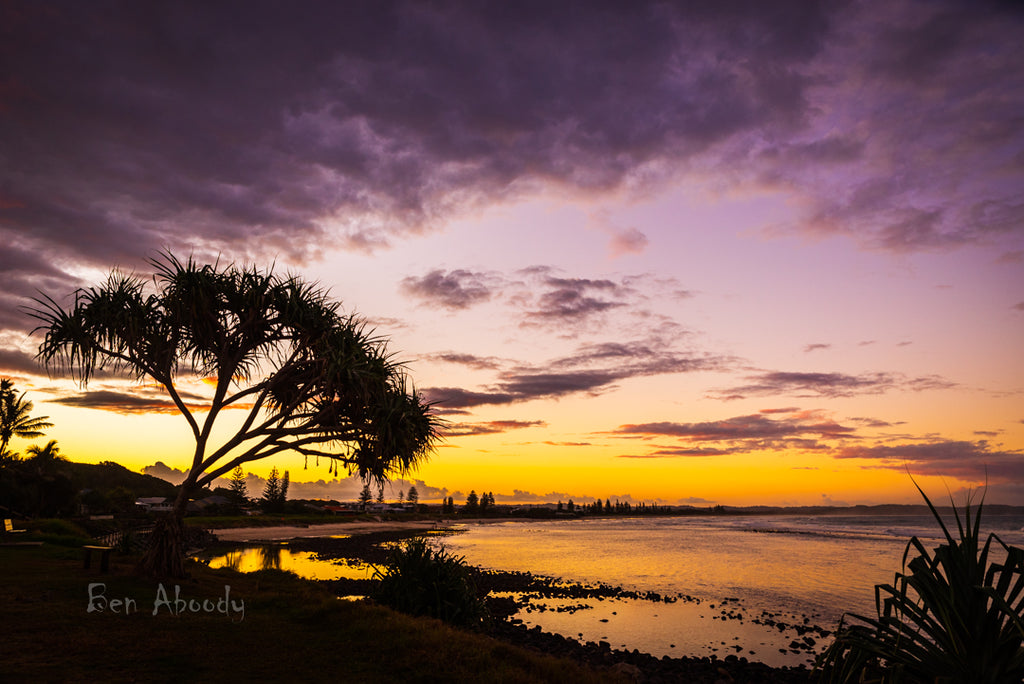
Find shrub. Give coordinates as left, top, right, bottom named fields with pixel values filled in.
left=371, top=537, right=489, bottom=628
left=817, top=484, right=1024, bottom=683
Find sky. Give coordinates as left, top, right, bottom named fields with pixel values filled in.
left=2, top=0, right=1023, bottom=506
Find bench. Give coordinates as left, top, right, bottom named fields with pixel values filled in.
left=4, top=519, right=26, bottom=534
left=82, top=545, right=114, bottom=572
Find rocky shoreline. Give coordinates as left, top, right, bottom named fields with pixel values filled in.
left=216, top=527, right=824, bottom=682
left=290, top=529, right=823, bottom=682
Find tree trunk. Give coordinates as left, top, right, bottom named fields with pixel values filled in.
left=137, top=486, right=191, bottom=578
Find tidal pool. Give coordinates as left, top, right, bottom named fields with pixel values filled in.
left=195, top=543, right=376, bottom=581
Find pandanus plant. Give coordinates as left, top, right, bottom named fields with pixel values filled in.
left=817, top=483, right=1024, bottom=683
left=28, top=253, right=440, bottom=577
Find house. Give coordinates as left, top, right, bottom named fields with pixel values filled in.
left=323, top=505, right=358, bottom=515
left=135, top=497, right=173, bottom=513
left=366, top=503, right=406, bottom=513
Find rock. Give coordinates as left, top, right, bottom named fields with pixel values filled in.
left=610, top=661, right=642, bottom=681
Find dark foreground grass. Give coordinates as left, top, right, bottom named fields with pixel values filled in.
left=1, top=543, right=627, bottom=684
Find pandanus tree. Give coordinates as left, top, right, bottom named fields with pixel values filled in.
left=28, top=253, right=440, bottom=577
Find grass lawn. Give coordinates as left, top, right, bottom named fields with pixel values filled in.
left=1, top=541, right=627, bottom=684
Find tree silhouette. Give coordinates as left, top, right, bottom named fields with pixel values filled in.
left=228, top=465, right=248, bottom=504
left=28, top=253, right=439, bottom=576
left=26, top=439, right=64, bottom=469
left=406, top=485, right=418, bottom=505
left=262, top=466, right=281, bottom=512
left=0, top=379, right=53, bottom=457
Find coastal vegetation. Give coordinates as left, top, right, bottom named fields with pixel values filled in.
left=28, top=253, right=440, bottom=577
left=371, top=537, right=489, bottom=628
left=1, top=379, right=176, bottom=518
left=0, top=378, right=54, bottom=459
left=818, top=485, right=1024, bottom=683
left=0, top=543, right=626, bottom=683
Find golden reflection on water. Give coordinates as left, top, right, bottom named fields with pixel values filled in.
left=440, top=518, right=908, bottom=621
left=505, top=594, right=823, bottom=668
left=199, top=545, right=375, bottom=581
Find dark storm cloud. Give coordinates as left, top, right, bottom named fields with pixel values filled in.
left=774, top=3, right=1024, bottom=252
left=400, top=269, right=499, bottom=310
left=710, top=370, right=956, bottom=400
left=1, top=0, right=841, bottom=278
left=836, top=441, right=1024, bottom=483
left=0, top=348, right=41, bottom=376
left=1, top=0, right=1019, bottom=351
left=424, top=339, right=728, bottom=408
left=0, top=243, right=86, bottom=339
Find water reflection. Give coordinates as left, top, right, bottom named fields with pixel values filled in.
left=197, top=544, right=375, bottom=581
left=503, top=593, right=823, bottom=668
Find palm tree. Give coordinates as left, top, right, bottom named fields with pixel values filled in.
left=26, top=440, right=65, bottom=471
left=0, top=379, right=54, bottom=456
left=28, top=253, right=441, bottom=577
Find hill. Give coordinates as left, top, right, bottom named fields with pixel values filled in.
left=66, top=460, right=177, bottom=499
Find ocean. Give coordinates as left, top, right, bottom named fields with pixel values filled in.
left=201, top=512, right=1024, bottom=668
left=435, top=513, right=1024, bottom=667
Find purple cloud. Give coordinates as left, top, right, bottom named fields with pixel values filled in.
left=400, top=269, right=499, bottom=310
left=425, top=352, right=504, bottom=371
left=611, top=408, right=860, bottom=458
left=710, top=370, right=956, bottom=400
left=524, top=277, right=628, bottom=323
left=2, top=2, right=1014, bottom=322
left=443, top=419, right=546, bottom=437
left=0, top=0, right=1015, bottom=365
left=619, top=447, right=734, bottom=458
left=836, top=441, right=1024, bottom=484
left=46, top=388, right=213, bottom=414
left=424, top=338, right=729, bottom=409
left=616, top=412, right=856, bottom=441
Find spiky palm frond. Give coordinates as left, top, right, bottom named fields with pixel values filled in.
left=817, top=483, right=1024, bottom=684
